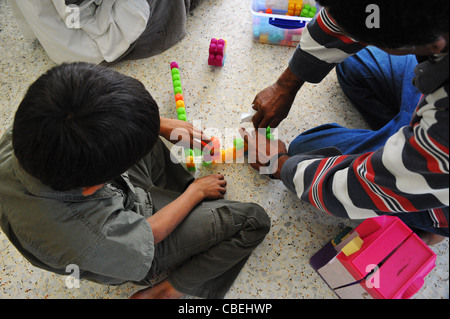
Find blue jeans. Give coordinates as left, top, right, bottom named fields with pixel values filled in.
left=288, top=47, right=448, bottom=236
left=288, top=46, right=421, bottom=156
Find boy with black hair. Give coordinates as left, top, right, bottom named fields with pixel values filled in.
left=0, top=62, right=270, bottom=299
left=243, top=0, right=448, bottom=245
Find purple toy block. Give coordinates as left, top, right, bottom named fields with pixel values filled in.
left=208, top=38, right=226, bottom=67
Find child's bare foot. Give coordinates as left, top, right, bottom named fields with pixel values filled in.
left=130, top=280, right=184, bottom=299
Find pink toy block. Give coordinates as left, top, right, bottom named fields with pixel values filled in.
left=310, top=216, right=436, bottom=299
left=208, top=38, right=227, bottom=67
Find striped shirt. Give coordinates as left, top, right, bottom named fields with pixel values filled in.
left=281, top=9, right=449, bottom=228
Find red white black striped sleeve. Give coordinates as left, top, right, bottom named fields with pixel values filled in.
left=289, top=8, right=366, bottom=83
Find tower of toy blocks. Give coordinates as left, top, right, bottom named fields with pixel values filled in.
left=170, top=62, right=188, bottom=122
left=208, top=38, right=227, bottom=67
left=170, top=62, right=196, bottom=171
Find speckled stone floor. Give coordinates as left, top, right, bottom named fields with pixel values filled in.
left=0, top=0, right=448, bottom=299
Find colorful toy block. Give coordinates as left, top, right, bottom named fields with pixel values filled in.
left=287, top=0, right=303, bottom=16
left=234, top=138, right=245, bottom=151
left=208, top=38, right=227, bottom=67
left=310, top=216, right=436, bottom=299
left=185, top=155, right=196, bottom=172
left=300, top=3, right=317, bottom=17
left=341, top=236, right=364, bottom=257
left=266, top=126, right=274, bottom=140
left=206, top=137, right=247, bottom=164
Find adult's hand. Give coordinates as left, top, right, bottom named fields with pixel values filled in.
left=239, top=127, right=289, bottom=179
left=252, top=67, right=305, bottom=130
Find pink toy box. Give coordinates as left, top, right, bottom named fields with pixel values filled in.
left=310, top=216, right=436, bottom=299
left=251, top=0, right=321, bottom=47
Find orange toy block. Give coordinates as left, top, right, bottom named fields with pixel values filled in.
left=186, top=156, right=195, bottom=169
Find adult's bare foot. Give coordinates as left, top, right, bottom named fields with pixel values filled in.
left=419, top=232, right=446, bottom=246
left=130, top=280, right=184, bottom=299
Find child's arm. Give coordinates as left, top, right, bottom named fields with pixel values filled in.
left=159, top=117, right=212, bottom=151
left=146, top=174, right=227, bottom=244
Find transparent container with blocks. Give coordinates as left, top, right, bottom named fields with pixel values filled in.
left=251, top=0, right=321, bottom=46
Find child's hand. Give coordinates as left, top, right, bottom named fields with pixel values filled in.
left=159, top=117, right=211, bottom=151
left=190, top=174, right=227, bottom=200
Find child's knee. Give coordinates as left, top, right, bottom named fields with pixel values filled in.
left=249, top=203, right=271, bottom=234
left=233, top=203, right=271, bottom=238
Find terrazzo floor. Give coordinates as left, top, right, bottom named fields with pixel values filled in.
left=0, top=0, right=448, bottom=299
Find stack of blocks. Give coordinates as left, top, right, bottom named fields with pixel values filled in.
left=207, top=137, right=247, bottom=165
left=170, top=62, right=187, bottom=122
left=208, top=38, right=227, bottom=67
left=170, top=62, right=196, bottom=171
left=255, top=0, right=317, bottom=17
left=169, top=60, right=250, bottom=171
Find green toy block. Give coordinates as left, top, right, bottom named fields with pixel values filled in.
left=331, top=227, right=354, bottom=246
left=266, top=126, right=274, bottom=140
left=178, top=114, right=187, bottom=121
left=185, top=149, right=194, bottom=157
left=300, top=4, right=317, bottom=18
left=194, top=148, right=202, bottom=157
left=233, top=138, right=245, bottom=150
left=177, top=107, right=186, bottom=116
left=202, top=160, right=213, bottom=167
left=171, top=68, right=180, bottom=75
left=173, top=80, right=182, bottom=88
left=174, top=86, right=183, bottom=95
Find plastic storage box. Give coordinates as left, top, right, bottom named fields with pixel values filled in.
left=251, top=0, right=321, bottom=46
left=310, top=216, right=436, bottom=299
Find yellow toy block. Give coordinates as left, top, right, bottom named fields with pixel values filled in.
left=225, top=147, right=235, bottom=162
left=176, top=100, right=185, bottom=109
left=341, top=236, right=364, bottom=257
left=186, top=156, right=195, bottom=169
left=220, top=149, right=226, bottom=162
left=259, top=34, right=269, bottom=43
left=287, top=0, right=303, bottom=16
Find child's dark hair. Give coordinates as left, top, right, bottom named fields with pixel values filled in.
left=13, top=63, right=160, bottom=191
left=316, top=0, right=449, bottom=48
